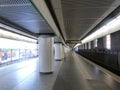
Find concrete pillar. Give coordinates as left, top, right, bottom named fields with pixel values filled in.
left=54, top=43, right=63, bottom=60
left=97, top=37, right=104, bottom=49
left=38, top=35, right=54, bottom=74
left=111, top=31, right=120, bottom=50
left=61, top=45, right=65, bottom=58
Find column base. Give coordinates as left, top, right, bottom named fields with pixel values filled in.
left=40, top=72, right=53, bottom=74
left=55, top=59, right=62, bottom=61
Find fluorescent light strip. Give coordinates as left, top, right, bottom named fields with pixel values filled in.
left=0, top=23, right=37, bottom=40
left=81, top=14, right=120, bottom=44
left=0, top=28, right=37, bottom=43
left=74, top=43, right=81, bottom=48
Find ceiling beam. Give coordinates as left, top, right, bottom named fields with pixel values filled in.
left=30, top=0, right=66, bottom=45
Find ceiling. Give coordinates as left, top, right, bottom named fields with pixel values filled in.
left=0, top=0, right=120, bottom=47
left=50, top=0, right=120, bottom=46
left=0, top=0, right=54, bottom=37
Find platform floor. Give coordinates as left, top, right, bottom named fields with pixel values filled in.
left=0, top=51, right=120, bottom=90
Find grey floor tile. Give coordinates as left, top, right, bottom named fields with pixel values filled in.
left=0, top=52, right=120, bottom=90
left=0, top=58, right=63, bottom=90
left=53, top=52, right=120, bottom=90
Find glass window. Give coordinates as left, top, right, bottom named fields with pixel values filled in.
left=106, top=35, right=111, bottom=49
left=12, top=49, right=19, bottom=61
left=0, top=38, right=38, bottom=64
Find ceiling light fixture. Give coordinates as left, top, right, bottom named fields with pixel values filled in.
left=81, top=14, right=120, bottom=44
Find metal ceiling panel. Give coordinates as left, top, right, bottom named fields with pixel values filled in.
left=0, top=0, right=54, bottom=34
left=61, top=0, right=116, bottom=40
left=0, top=0, right=120, bottom=46
left=50, top=0, right=120, bottom=45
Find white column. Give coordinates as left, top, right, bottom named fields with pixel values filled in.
left=54, top=43, right=63, bottom=60
left=38, top=35, right=54, bottom=74
left=61, top=45, right=65, bottom=58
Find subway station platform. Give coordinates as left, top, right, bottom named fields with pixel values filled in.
left=0, top=51, right=120, bottom=90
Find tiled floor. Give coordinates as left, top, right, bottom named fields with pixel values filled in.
left=53, top=52, right=120, bottom=90
left=0, top=51, right=120, bottom=90
left=0, top=58, right=63, bottom=90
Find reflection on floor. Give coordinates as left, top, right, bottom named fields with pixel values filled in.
left=0, top=51, right=120, bottom=90
left=0, top=58, right=63, bottom=90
